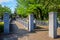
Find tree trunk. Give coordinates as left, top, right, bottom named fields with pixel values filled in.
left=37, top=7, right=44, bottom=20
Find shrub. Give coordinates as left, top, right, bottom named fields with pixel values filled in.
left=0, top=22, right=4, bottom=33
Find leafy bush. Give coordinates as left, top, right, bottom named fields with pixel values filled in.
left=0, top=22, right=4, bottom=33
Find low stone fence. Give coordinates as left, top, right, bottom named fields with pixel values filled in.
left=36, top=20, right=60, bottom=27
left=36, top=20, right=49, bottom=26
left=16, top=18, right=29, bottom=28
left=16, top=18, right=60, bottom=28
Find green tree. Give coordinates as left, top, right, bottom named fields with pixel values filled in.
left=16, top=0, right=60, bottom=20
left=0, top=5, right=11, bottom=19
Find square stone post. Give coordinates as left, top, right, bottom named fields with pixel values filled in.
left=4, top=13, right=10, bottom=34
left=29, top=14, right=34, bottom=32
left=49, top=12, right=57, bottom=38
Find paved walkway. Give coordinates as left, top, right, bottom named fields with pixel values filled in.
left=0, top=20, right=60, bottom=40
left=15, top=21, right=60, bottom=40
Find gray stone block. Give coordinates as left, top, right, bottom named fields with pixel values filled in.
left=3, top=13, right=10, bottom=34
left=49, top=12, right=57, bottom=38
left=29, top=14, right=34, bottom=32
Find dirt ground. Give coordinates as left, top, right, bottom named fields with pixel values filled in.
left=15, top=21, right=60, bottom=40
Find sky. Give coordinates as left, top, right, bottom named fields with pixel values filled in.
left=0, top=0, right=17, bottom=13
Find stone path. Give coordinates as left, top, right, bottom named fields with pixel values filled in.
left=0, top=20, right=60, bottom=40
left=15, top=21, right=60, bottom=40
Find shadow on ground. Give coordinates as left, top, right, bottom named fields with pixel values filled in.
left=10, top=23, right=29, bottom=40
left=0, top=21, right=29, bottom=40
left=57, top=35, right=60, bottom=38
left=35, top=26, right=48, bottom=32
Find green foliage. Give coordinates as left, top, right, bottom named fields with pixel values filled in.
left=0, top=5, right=11, bottom=18
left=0, top=22, right=4, bottom=33
left=16, top=0, right=60, bottom=20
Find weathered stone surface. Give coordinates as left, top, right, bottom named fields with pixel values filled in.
left=49, top=12, right=57, bottom=38
left=4, top=13, right=10, bottom=34
left=29, top=14, right=34, bottom=32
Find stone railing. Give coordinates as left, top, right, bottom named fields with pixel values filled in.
left=36, top=20, right=49, bottom=26
left=16, top=18, right=60, bottom=28
left=16, top=18, right=29, bottom=28
left=36, top=20, right=60, bottom=27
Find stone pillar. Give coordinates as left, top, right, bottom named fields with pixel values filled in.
left=49, top=12, right=57, bottom=38
left=4, top=13, right=10, bottom=34
left=29, top=14, right=34, bottom=32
